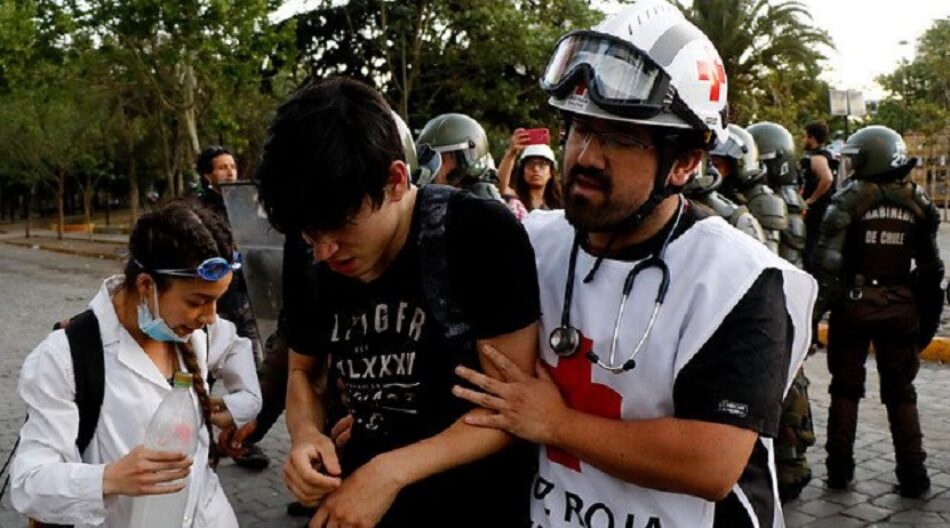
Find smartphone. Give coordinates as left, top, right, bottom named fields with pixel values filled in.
left=524, top=128, right=550, bottom=145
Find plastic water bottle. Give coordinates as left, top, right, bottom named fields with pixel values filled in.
left=129, top=371, right=200, bottom=528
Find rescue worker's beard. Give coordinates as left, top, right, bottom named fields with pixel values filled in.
left=563, top=164, right=646, bottom=232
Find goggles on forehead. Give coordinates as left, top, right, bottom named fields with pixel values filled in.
left=138, top=251, right=242, bottom=281
left=541, top=30, right=675, bottom=120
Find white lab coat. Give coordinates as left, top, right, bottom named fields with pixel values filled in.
left=206, top=317, right=263, bottom=428
left=11, top=276, right=239, bottom=528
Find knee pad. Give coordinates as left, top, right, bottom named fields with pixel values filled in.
left=829, top=382, right=864, bottom=400
left=881, top=384, right=917, bottom=405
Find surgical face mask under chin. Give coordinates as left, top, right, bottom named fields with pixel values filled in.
left=137, top=286, right=188, bottom=344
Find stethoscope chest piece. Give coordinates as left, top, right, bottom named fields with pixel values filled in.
left=552, top=197, right=684, bottom=374
left=549, top=326, right=582, bottom=357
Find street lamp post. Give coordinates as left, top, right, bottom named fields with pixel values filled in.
left=829, top=88, right=866, bottom=139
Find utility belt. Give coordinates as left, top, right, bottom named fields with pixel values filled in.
left=847, top=273, right=910, bottom=300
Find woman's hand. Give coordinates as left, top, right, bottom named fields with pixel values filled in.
left=210, top=397, right=235, bottom=429
left=508, top=128, right=532, bottom=154
left=102, top=445, right=192, bottom=497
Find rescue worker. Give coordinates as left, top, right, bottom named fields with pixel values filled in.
left=813, top=125, right=943, bottom=498
left=453, top=2, right=817, bottom=526
left=710, top=122, right=814, bottom=501
left=682, top=159, right=766, bottom=243
left=748, top=122, right=808, bottom=268
left=416, top=113, right=504, bottom=201
left=710, top=124, right=787, bottom=254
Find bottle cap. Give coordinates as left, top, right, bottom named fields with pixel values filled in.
left=172, top=371, right=194, bottom=389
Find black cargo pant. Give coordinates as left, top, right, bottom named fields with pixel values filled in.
left=825, top=285, right=925, bottom=480
left=246, top=330, right=290, bottom=444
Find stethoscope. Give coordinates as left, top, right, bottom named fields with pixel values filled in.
left=548, top=197, right=683, bottom=373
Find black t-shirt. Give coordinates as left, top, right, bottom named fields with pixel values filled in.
left=801, top=149, right=838, bottom=213
left=282, top=188, right=540, bottom=527
left=597, top=200, right=792, bottom=528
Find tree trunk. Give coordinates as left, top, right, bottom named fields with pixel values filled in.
left=181, top=62, right=200, bottom=197
left=129, top=155, right=140, bottom=225
left=83, top=173, right=95, bottom=240
left=25, top=184, right=34, bottom=239
left=56, top=169, right=66, bottom=240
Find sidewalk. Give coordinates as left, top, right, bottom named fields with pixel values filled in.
left=0, top=227, right=128, bottom=260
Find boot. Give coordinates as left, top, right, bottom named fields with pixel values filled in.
left=825, top=397, right=859, bottom=489
left=886, top=403, right=930, bottom=498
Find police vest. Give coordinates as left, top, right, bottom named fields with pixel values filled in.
left=845, top=196, right=919, bottom=284
left=524, top=212, right=816, bottom=528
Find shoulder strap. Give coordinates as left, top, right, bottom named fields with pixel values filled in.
left=416, top=185, right=472, bottom=342
left=60, top=310, right=105, bottom=454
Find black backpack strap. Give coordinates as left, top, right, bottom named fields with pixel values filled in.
left=0, top=311, right=104, bottom=521
left=416, top=185, right=472, bottom=343
left=62, top=310, right=105, bottom=454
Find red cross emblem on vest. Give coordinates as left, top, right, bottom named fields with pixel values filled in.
left=696, top=55, right=726, bottom=102
left=545, top=335, right=623, bottom=472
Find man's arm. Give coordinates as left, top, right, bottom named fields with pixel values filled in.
left=313, top=323, right=538, bottom=527
left=805, top=155, right=834, bottom=205
left=283, top=349, right=341, bottom=506
left=457, top=269, right=790, bottom=502
left=455, top=348, right=753, bottom=501
left=547, top=412, right=755, bottom=500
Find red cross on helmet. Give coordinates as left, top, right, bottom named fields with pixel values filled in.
left=541, top=0, right=728, bottom=148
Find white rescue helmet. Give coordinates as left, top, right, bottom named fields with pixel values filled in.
left=519, top=144, right=558, bottom=170
left=541, top=0, right=728, bottom=148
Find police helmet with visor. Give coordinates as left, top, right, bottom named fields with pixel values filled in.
left=710, top=124, right=766, bottom=185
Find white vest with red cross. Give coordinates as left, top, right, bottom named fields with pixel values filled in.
left=524, top=210, right=816, bottom=528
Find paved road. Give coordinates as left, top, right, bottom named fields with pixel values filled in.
left=2, top=241, right=950, bottom=527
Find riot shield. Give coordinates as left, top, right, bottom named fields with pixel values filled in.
left=220, top=182, right=284, bottom=349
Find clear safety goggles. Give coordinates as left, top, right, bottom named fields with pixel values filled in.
left=142, top=251, right=242, bottom=281
left=541, top=30, right=674, bottom=120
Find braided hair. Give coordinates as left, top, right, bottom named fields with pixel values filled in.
left=122, top=199, right=236, bottom=468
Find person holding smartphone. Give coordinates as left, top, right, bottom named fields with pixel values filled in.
left=498, top=127, right=562, bottom=217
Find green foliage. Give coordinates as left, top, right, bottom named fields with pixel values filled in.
left=870, top=18, right=949, bottom=137
left=674, top=0, right=833, bottom=130
left=0, top=0, right=296, bottom=223
left=292, top=0, right=602, bottom=152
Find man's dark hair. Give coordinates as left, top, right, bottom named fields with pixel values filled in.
left=196, top=145, right=231, bottom=176
left=805, top=121, right=830, bottom=145
left=255, top=77, right=404, bottom=234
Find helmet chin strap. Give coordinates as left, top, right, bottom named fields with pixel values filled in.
left=580, top=143, right=680, bottom=284
left=600, top=141, right=680, bottom=233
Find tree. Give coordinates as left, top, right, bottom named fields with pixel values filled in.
left=673, top=0, right=833, bottom=127
left=291, top=0, right=602, bottom=147
left=72, top=0, right=295, bottom=202
left=872, top=18, right=950, bottom=135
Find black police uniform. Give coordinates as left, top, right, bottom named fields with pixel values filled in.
left=814, top=178, right=943, bottom=496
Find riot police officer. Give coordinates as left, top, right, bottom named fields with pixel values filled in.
left=416, top=113, right=503, bottom=201
left=683, top=159, right=766, bottom=243
left=711, top=124, right=787, bottom=255
left=749, top=122, right=808, bottom=268
left=813, top=125, right=944, bottom=498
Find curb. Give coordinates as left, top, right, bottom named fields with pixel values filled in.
left=816, top=323, right=950, bottom=363
left=1, top=238, right=125, bottom=261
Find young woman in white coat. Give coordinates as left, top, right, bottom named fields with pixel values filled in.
left=11, top=200, right=244, bottom=527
